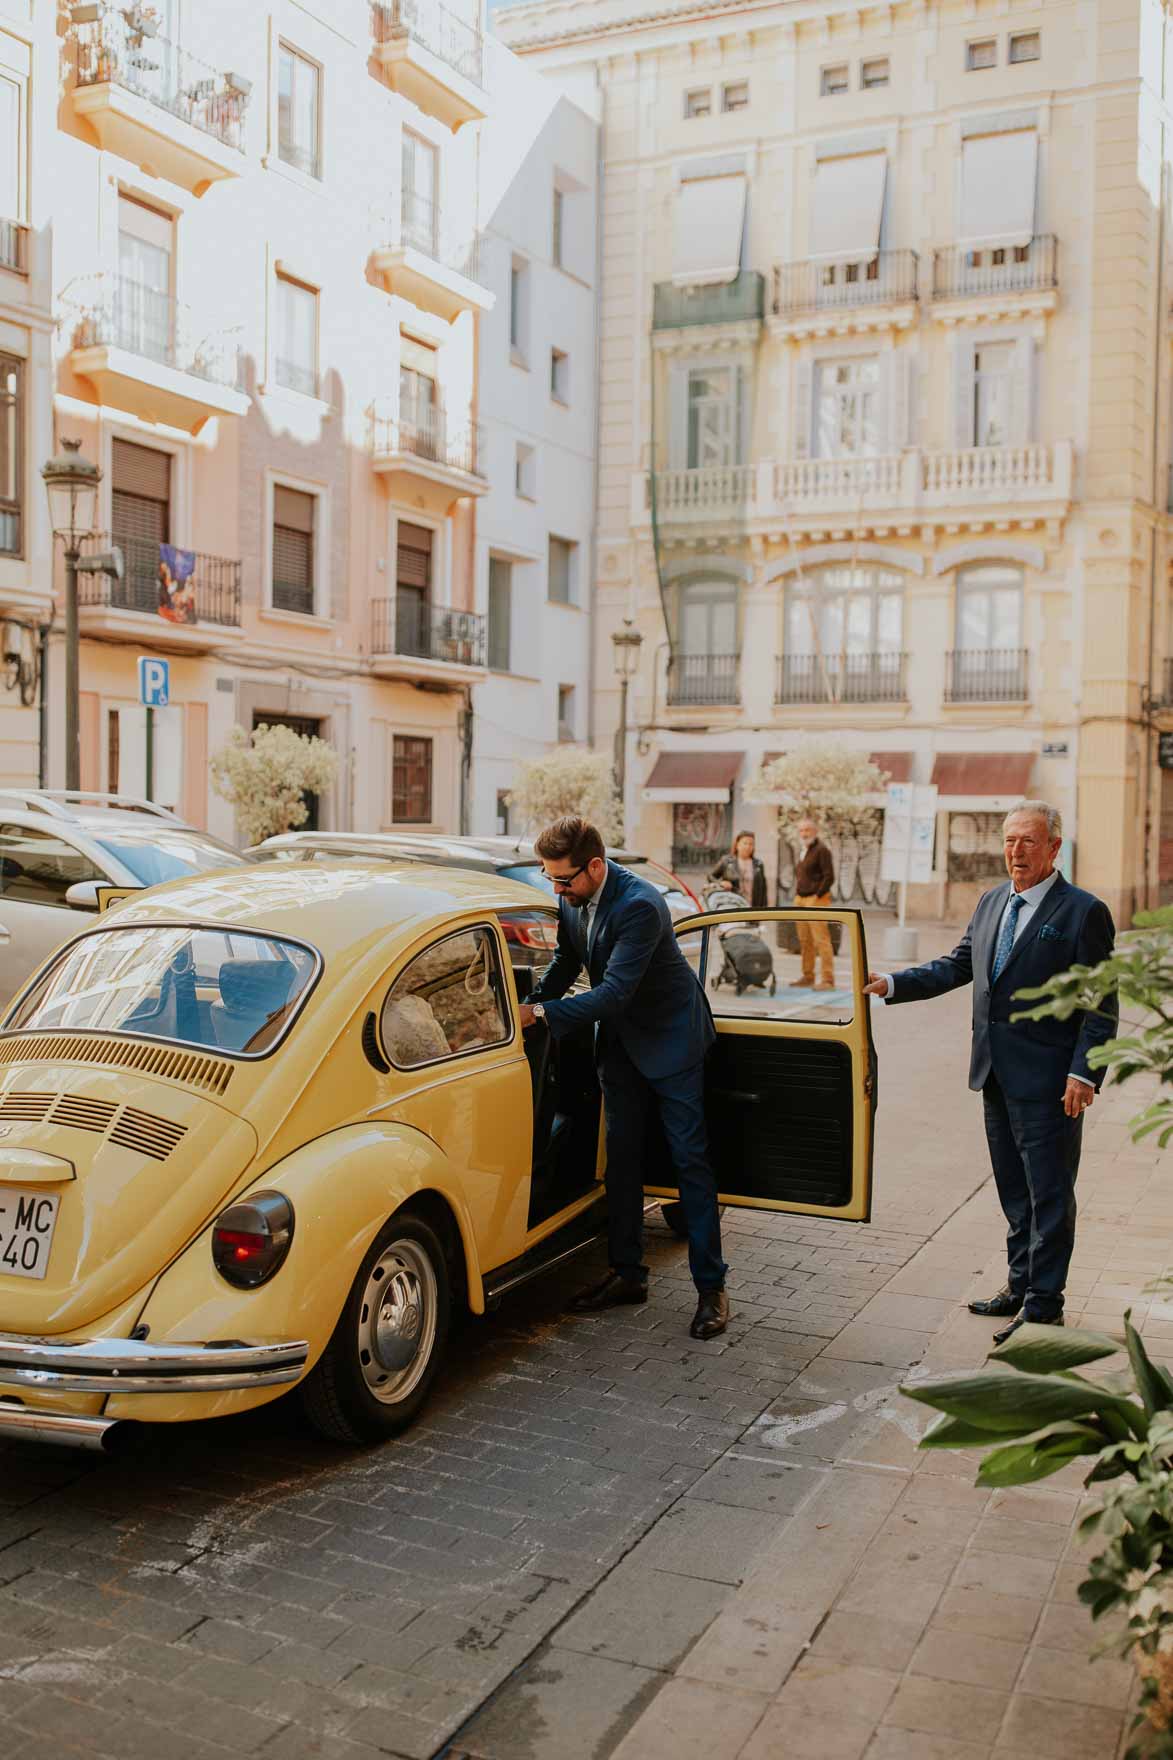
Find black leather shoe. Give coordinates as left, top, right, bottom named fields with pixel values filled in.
left=569, top=1272, right=648, bottom=1313
left=992, top=1312, right=1064, bottom=1347
left=690, top=1289, right=729, bottom=1340
left=968, top=1287, right=1024, bottom=1318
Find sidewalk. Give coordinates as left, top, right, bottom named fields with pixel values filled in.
left=603, top=1065, right=1167, bottom=1760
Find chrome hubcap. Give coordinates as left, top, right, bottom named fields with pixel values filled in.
left=357, top=1238, right=437, bottom=1405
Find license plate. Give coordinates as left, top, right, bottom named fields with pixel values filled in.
left=0, top=1185, right=60, bottom=1281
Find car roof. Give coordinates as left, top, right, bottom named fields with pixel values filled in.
left=258, top=831, right=647, bottom=868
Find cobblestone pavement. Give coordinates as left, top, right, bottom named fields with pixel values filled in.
left=0, top=923, right=994, bottom=1760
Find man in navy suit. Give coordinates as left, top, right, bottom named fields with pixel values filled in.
left=520, top=816, right=729, bottom=1340
left=864, top=801, right=1116, bottom=1343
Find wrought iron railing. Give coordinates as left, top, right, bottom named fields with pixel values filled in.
left=371, top=599, right=486, bottom=666
left=273, top=579, right=314, bottom=616
left=771, top=250, right=918, bottom=318
left=371, top=0, right=484, bottom=87
left=672, top=841, right=726, bottom=872
left=80, top=533, right=242, bottom=627
left=368, top=402, right=484, bottom=477
left=666, top=653, right=740, bottom=706
left=932, top=235, right=1058, bottom=300
left=0, top=219, right=26, bottom=274
left=944, top=648, right=1029, bottom=703
left=71, top=13, right=248, bottom=153
left=776, top=652, right=908, bottom=705
left=378, top=195, right=487, bottom=288
left=652, top=271, right=765, bottom=331
left=66, top=273, right=242, bottom=389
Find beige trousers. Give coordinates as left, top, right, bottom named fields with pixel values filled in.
left=796, top=892, right=835, bottom=984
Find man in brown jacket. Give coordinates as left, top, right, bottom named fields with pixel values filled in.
left=794, top=816, right=836, bottom=989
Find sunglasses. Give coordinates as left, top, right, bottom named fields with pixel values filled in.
left=545, top=864, right=588, bottom=890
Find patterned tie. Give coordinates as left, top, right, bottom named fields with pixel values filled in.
left=991, top=893, right=1026, bottom=982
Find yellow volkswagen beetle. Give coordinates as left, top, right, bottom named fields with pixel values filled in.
left=0, top=863, right=876, bottom=1452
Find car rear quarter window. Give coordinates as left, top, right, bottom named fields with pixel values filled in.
left=0, top=823, right=107, bottom=906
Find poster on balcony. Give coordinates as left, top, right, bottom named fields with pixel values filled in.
left=158, top=544, right=197, bottom=625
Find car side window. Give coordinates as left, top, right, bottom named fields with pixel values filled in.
left=0, top=823, right=106, bottom=908
left=380, top=925, right=511, bottom=1069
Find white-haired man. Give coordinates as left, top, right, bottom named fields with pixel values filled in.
left=864, top=802, right=1117, bottom=1343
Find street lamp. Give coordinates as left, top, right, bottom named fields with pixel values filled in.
left=611, top=617, right=643, bottom=831
left=42, top=439, right=122, bottom=791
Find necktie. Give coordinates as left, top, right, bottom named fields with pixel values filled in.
left=991, top=894, right=1026, bottom=981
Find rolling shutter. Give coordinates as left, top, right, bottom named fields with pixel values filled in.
left=396, top=521, right=433, bottom=590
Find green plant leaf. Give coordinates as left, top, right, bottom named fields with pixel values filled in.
left=902, top=1367, right=1138, bottom=1433
left=1123, top=1312, right=1172, bottom=1417
left=918, top=1413, right=1012, bottom=1449
left=989, top=1323, right=1122, bottom=1374
left=976, top=1423, right=1104, bottom=1488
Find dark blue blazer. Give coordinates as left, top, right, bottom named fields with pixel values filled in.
left=889, top=873, right=1117, bottom=1100
left=530, top=859, right=715, bottom=1081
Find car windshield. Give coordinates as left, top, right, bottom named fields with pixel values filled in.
left=500, top=863, right=551, bottom=894
left=5, top=925, right=318, bottom=1056
left=94, top=834, right=247, bottom=888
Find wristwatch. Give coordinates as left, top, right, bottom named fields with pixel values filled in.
left=530, top=1004, right=546, bottom=1021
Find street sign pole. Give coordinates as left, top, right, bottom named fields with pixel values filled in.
left=137, top=656, right=169, bottom=806
left=145, top=704, right=154, bottom=802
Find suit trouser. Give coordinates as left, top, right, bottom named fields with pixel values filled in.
left=600, top=1040, right=727, bottom=1292
left=796, top=893, right=835, bottom=983
left=982, top=1073, right=1083, bottom=1318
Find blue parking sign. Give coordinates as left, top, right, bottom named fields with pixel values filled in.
left=138, top=656, right=169, bottom=708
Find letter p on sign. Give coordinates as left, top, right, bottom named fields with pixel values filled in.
left=137, top=656, right=169, bottom=708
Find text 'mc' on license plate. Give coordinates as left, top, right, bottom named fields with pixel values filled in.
left=0, top=1185, right=60, bottom=1280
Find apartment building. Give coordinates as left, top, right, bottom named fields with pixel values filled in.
left=0, top=0, right=597, bottom=842
left=499, top=0, right=1173, bottom=924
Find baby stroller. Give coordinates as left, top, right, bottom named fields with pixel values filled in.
left=703, top=886, right=777, bottom=996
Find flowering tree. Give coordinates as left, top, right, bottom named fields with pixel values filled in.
left=745, top=739, right=888, bottom=844
left=508, top=747, right=623, bottom=844
left=210, top=722, right=339, bottom=845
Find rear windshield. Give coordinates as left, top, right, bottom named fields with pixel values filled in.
left=500, top=864, right=551, bottom=894
left=95, top=835, right=247, bottom=888
left=5, top=925, right=318, bottom=1057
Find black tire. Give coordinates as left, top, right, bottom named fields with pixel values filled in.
left=301, top=1211, right=451, bottom=1445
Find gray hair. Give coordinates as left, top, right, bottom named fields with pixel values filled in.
left=1004, top=800, right=1062, bottom=840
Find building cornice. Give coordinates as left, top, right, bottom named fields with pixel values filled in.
left=496, top=0, right=805, bottom=54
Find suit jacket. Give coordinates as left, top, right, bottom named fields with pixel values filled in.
left=530, top=858, right=716, bottom=1081
left=795, top=839, right=835, bottom=898
left=888, top=872, right=1117, bottom=1100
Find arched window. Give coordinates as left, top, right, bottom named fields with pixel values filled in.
left=670, top=577, right=740, bottom=705
left=781, top=566, right=904, bottom=703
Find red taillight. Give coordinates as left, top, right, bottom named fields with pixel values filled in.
left=212, top=1194, right=294, bottom=1289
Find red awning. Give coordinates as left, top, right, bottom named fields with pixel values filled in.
left=931, top=752, right=1034, bottom=797
left=643, top=751, right=744, bottom=802
left=870, top=751, right=913, bottom=783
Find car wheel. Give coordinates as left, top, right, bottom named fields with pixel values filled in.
left=302, top=1211, right=451, bottom=1445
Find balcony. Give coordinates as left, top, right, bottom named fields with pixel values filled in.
left=0, top=219, right=27, bottom=275
left=65, top=273, right=248, bottom=433
left=776, top=652, right=908, bottom=706
left=775, top=454, right=910, bottom=518
left=770, top=251, right=918, bottom=338
left=921, top=444, right=1069, bottom=507
left=652, top=272, right=765, bottom=341
left=370, top=599, right=487, bottom=684
left=650, top=465, right=758, bottom=525
left=77, top=533, right=243, bottom=653
left=666, top=653, right=740, bottom=708
left=69, top=11, right=248, bottom=195
left=371, top=194, right=492, bottom=322
left=931, top=236, right=1058, bottom=320
left=368, top=401, right=487, bottom=514
left=370, top=0, right=486, bottom=131
left=944, top=649, right=1029, bottom=705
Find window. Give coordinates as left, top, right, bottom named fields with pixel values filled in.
left=672, top=170, right=748, bottom=285
left=107, top=709, right=120, bottom=796
left=0, top=824, right=104, bottom=908
left=0, top=355, right=21, bottom=557
left=821, top=64, right=849, bottom=95
left=678, top=578, right=737, bottom=657
left=1009, top=31, right=1041, bottom=62
left=509, top=257, right=529, bottom=361
left=272, top=485, right=316, bottom=615
left=861, top=58, right=890, bottom=87
left=548, top=536, right=576, bottom=606
left=786, top=566, right=904, bottom=658
left=274, top=274, right=318, bottom=397
left=687, top=367, right=740, bottom=469
left=552, top=185, right=565, bottom=267
left=396, top=522, right=433, bottom=657
left=0, top=71, right=24, bottom=254
left=557, top=684, right=575, bottom=742
left=722, top=80, right=749, bottom=112
left=399, top=335, right=439, bottom=444
left=551, top=348, right=570, bottom=404
left=684, top=87, right=712, bottom=118
left=392, top=734, right=433, bottom=824
left=966, top=38, right=997, bottom=69
left=277, top=44, right=321, bottom=179
left=488, top=556, right=512, bottom=671
left=956, top=564, right=1023, bottom=650
left=117, top=195, right=174, bottom=363
left=515, top=442, right=536, bottom=499
left=379, top=926, right=509, bottom=1068
left=112, top=440, right=171, bottom=611
left=972, top=342, right=1016, bottom=447
left=815, top=357, right=881, bottom=458
left=402, top=130, right=438, bottom=255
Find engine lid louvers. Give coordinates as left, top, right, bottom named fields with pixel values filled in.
left=109, top=1107, right=188, bottom=1163
left=49, top=1096, right=118, bottom=1134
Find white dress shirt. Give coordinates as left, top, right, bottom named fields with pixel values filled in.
left=585, top=867, right=608, bottom=954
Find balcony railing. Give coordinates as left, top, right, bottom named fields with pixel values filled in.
left=371, top=0, right=484, bottom=87
left=666, top=653, right=740, bottom=706
left=776, top=652, right=908, bottom=705
left=776, top=455, right=904, bottom=506
left=80, top=533, right=242, bottom=627
left=368, top=402, right=484, bottom=477
left=371, top=599, right=486, bottom=666
left=771, top=250, right=918, bottom=319
left=71, top=12, right=248, bottom=153
left=944, top=649, right=1029, bottom=704
left=652, top=271, right=766, bottom=332
left=378, top=195, right=487, bottom=288
left=0, top=219, right=27, bottom=274
left=932, top=235, right=1058, bottom=301
left=922, top=445, right=1056, bottom=499
left=652, top=465, right=756, bottom=516
left=67, top=273, right=242, bottom=389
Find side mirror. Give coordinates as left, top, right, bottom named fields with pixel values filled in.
left=65, top=880, right=101, bottom=911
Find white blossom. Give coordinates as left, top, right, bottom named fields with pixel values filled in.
left=210, top=722, right=340, bottom=845
left=745, top=739, right=888, bottom=844
left=508, top=747, right=623, bottom=844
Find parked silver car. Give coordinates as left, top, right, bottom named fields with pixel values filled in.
left=0, top=792, right=247, bottom=1005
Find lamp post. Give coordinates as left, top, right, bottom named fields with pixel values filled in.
left=611, top=617, right=643, bottom=834
left=42, top=439, right=122, bottom=791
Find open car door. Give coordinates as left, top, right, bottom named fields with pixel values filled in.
left=651, top=906, right=877, bottom=1221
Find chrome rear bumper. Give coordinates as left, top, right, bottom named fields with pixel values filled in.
left=0, top=1334, right=309, bottom=1394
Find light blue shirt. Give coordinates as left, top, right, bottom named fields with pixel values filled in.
left=586, top=868, right=608, bottom=954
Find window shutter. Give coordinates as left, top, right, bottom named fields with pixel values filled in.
left=1010, top=335, right=1035, bottom=444
left=953, top=338, right=977, bottom=448
left=396, top=521, right=433, bottom=590
left=113, top=440, right=171, bottom=500
left=793, top=357, right=813, bottom=459
left=735, top=364, right=748, bottom=465
left=667, top=364, right=688, bottom=469
left=272, top=527, right=312, bottom=597
left=273, top=485, right=315, bottom=532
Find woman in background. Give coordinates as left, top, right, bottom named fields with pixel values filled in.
left=709, top=830, right=768, bottom=908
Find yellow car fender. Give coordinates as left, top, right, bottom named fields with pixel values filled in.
left=106, top=1120, right=483, bottom=1426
